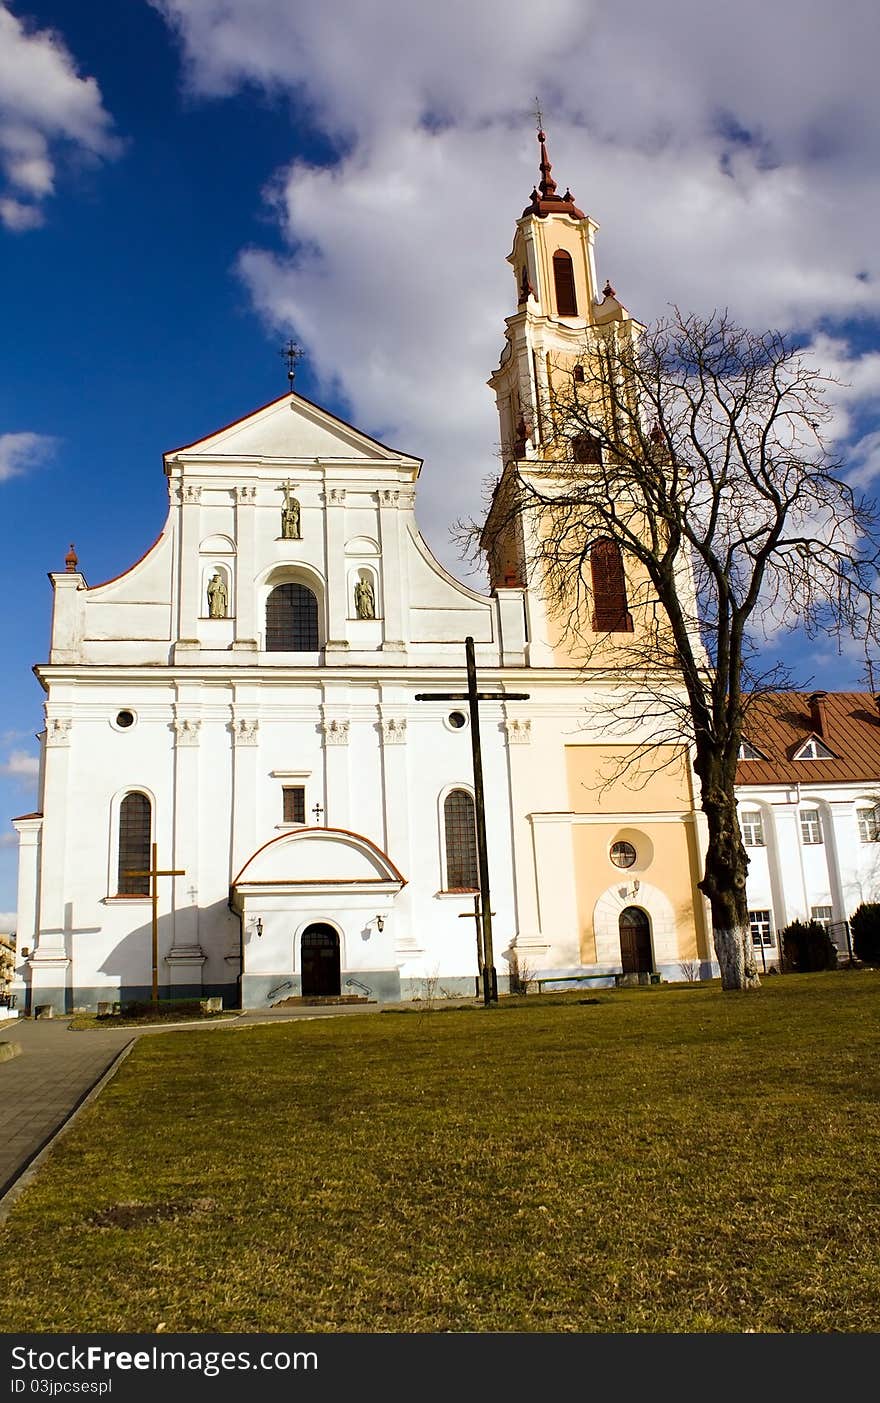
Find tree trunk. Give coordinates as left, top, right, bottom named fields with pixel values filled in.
left=697, top=784, right=761, bottom=991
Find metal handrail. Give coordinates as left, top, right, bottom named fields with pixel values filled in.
left=267, top=980, right=293, bottom=1002
left=345, top=977, right=372, bottom=997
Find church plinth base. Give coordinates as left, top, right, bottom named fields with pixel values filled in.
left=25, top=954, right=71, bottom=1016
left=165, top=946, right=207, bottom=992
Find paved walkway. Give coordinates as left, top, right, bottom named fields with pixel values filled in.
left=0, top=1018, right=134, bottom=1205
left=0, top=1003, right=385, bottom=1213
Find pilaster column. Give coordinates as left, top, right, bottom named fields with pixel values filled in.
left=29, top=720, right=71, bottom=1008
left=176, top=483, right=202, bottom=647
left=378, top=489, right=408, bottom=651
left=379, top=714, right=416, bottom=954
left=233, top=484, right=259, bottom=649
left=168, top=710, right=204, bottom=973
left=323, top=487, right=348, bottom=653
left=321, top=706, right=350, bottom=829
left=12, top=815, right=42, bottom=958
left=230, top=712, right=260, bottom=878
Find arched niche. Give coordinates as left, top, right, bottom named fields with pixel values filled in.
left=201, top=561, right=233, bottom=619
left=349, top=564, right=380, bottom=620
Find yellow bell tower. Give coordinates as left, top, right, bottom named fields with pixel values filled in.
left=488, top=126, right=636, bottom=478
left=482, top=127, right=646, bottom=668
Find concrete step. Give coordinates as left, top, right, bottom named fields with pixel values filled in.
left=271, top=994, right=374, bottom=1007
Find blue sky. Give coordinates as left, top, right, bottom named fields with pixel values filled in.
left=2, top=0, right=880, bottom=923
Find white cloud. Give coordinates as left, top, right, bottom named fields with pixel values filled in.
left=0, top=431, right=57, bottom=482
left=152, top=0, right=880, bottom=570
left=0, top=2, right=118, bottom=229
left=2, top=749, right=39, bottom=779
left=0, top=912, right=17, bottom=931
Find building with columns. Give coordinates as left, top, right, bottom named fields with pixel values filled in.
left=737, top=690, right=880, bottom=966
left=13, top=132, right=721, bottom=1013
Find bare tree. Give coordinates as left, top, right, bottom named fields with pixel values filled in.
left=476, top=309, right=880, bottom=991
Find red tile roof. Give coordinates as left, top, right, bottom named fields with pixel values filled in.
left=737, top=692, right=880, bottom=786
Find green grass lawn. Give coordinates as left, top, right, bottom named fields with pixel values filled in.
left=2, top=974, right=878, bottom=1333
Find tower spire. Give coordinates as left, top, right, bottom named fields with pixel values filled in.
left=537, top=128, right=557, bottom=199
left=522, top=109, right=584, bottom=220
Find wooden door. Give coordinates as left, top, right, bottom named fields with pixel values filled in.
left=619, top=907, right=653, bottom=974
left=301, top=924, right=341, bottom=996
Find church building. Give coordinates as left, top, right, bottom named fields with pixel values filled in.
left=13, top=132, right=715, bottom=1012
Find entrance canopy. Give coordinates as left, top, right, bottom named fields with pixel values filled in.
left=230, top=826, right=406, bottom=907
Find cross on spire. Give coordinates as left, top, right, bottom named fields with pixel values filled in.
left=534, top=96, right=544, bottom=134
left=280, top=338, right=305, bottom=391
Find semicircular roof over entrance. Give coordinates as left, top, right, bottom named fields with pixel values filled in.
left=231, top=826, right=406, bottom=895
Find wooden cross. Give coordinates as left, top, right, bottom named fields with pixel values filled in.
left=416, top=636, right=529, bottom=1005
left=458, top=894, right=495, bottom=999
left=126, top=842, right=185, bottom=1004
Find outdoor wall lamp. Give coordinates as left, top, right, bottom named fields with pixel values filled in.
left=254, top=917, right=263, bottom=938
left=375, top=914, right=385, bottom=932
left=632, top=880, right=640, bottom=895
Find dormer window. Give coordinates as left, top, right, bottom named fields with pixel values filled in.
left=738, top=739, right=766, bottom=761
left=552, top=250, right=578, bottom=316
left=793, top=736, right=834, bottom=760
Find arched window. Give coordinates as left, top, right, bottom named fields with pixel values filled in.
left=117, top=792, right=151, bottom=895
left=552, top=250, right=578, bottom=316
left=266, top=583, right=319, bottom=651
left=443, top=790, right=478, bottom=890
left=572, top=434, right=602, bottom=464
left=590, top=539, right=633, bottom=633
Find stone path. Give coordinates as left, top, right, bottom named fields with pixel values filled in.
left=0, top=1017, right=133, bottom=1207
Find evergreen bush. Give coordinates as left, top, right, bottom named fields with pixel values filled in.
left=850, top=903, right=880, bottom=964
left=780, top=919, right=838, bottom=973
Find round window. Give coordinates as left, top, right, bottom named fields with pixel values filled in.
left=115, top=710, right=135, bottom=729
left=610, top=841, right=636, bottom=869
left=448, top=711, right=467, bottom=729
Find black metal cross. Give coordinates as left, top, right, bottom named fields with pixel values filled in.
left=416, top=636, right=529, bottom=1005
left=280, top=338, right=305, bottom=391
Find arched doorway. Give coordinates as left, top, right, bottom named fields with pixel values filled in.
left=301, top=924, right=341, bottom=997
left=619, top=907, right=653, bottom=974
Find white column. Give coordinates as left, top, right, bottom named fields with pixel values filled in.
left=233, top=484, right=259, bottom=650
left=11, top=817, right=42, bottom=999
left=379, top=711, right=417, bottom=956
left=176, top=483, right=202, bottom=650
left=321, top=700, right=351, bottom=830
left=29, top=718, right=71, bottom=1006
left=166, top=707, right=206, bottom=988
left=378, top=489, right=407, bottom=651
left=323, top=486, right=348, bottom=656
left=230, top=710, right=260, bottom=878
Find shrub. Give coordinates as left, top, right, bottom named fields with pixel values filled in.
left=850, top=903, right=880, bottom=964
left=780, top=920, right=838, bottom=973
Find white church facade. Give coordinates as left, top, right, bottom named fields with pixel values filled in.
left=13, top=134, right=718, bottom=1013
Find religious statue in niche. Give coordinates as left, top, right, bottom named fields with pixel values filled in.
left=206, top=570, right=228, bottom=618
left=280, top=480, right=301, bottom=539
left=354, top=575, right=376, bottom=619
